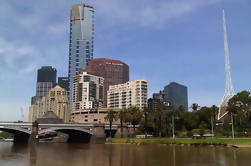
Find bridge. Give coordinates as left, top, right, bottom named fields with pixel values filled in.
left=0, top=122, right=124, bottom=143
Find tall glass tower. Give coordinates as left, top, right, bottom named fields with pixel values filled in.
left=68, top=3, right=94, bottom=107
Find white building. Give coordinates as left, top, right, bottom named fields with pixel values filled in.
left=72, top=71, right=104, bottom=111
left=29, top=85, right=69, bottom=122
left=107, top=80, right=148, bottom=110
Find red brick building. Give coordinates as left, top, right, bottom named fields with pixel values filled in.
left=87, top=58, right=129, bottom=107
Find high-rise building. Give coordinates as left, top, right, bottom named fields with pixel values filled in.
left=29, top=85, right=69, bottom=122
left=107, top=80, right=148, bottom=110
left=68, top=3, right=94, bottom=107
left=58, top=77, right=69, bottom=92
left=87, top=58, right=129, bottom=107
left=33, top=66, right=57, bottom=104
left=148, top=91, right=171, bottom=110
left=72, top=70, right=104, bottom=111
left=163, top=82, right=188, bottom=111
left=149, top=82, right=188, bottom=111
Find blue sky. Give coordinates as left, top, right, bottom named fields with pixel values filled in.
left=0, top=0, right=250, bottom=121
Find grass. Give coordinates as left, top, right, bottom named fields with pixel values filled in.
left=108, top=137, right=251, bottom=146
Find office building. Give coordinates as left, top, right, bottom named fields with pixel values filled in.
left=31, top=66, right=57, bottom=104
left=107, top=80, right=148, bottom=110
left=149, top=82, right=188, bottom=111
left=58, top=77, right=69, bottom=92
left=163, top=82, right=188, bottom=111
left=68, top=3, right=94, bottom=107
left=29, top=85, right=69, bottom=122
left=87, top=58, right=129, bottom=107
left=148, top=91, right=171, bottom=110
left=72, top=70, right=104, bottom=111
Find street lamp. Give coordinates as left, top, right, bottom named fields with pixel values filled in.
left=144, top=111, right=148, bottom=139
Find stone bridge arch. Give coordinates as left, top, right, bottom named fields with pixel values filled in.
left=39, top=127, right=93, bottom=143
left=0, top=126, right=31, bottom=143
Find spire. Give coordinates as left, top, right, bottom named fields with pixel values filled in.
left=217, top=9, right=235, bottom=120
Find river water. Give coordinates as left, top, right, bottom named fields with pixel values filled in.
left=0, top=142, right=251, bottom=166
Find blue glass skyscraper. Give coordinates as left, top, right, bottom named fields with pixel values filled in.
left=68, top=3, right=94, bottom=107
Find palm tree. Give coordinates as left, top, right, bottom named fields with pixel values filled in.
left=191, top=103, right=200, bottom=112
left=118, top=109, right=127, bottom=137
left=105, top=110, right=118, bottom=138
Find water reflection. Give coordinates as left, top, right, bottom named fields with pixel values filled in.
left=0, top=142, right=251, bottom=166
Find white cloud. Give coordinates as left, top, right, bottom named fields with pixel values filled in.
left=0, top=38, right=43, bottom=80
left=91, top=0, right=221, bottom=28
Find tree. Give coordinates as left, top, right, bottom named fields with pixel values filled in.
left=118, top=109, right=127, bottom=138
left=105, top=110, right=118, bottom=138
left=126, top=106, right=143, bottom=134
left=155, top=104, right=165, bottom=137
left=191, top=103, right=200, bottom=112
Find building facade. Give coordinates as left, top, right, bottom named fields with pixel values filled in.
left=31, top=66, right=57, bottom=104
left=148, top=91, right=171, bottom=110
left=72, top=71, right=104, bottom=111
left=87, top=58, right=129, bottom=107
left=71, top=108, right=120, bottom=124
left=107, top=80, right=148, bottom=110
left=163, top=82, right=188, bottom=111
left=68, top=3, right=94, bottom=107
left=58, top=77, right=69, bottom=92
left=29, top=85, right=69, bottom=122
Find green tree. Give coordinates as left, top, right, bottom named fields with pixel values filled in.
left=105, top=110, right=118, bottom=138
left=126, top=106, right=143, bottom=133
left=118, top=109, right=127, bottom=138
left=191, top=103, right=200, bottom=112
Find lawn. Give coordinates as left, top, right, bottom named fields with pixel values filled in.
left=108, top=137, right=251, bottom=145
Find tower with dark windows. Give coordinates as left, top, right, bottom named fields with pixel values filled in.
left=31, top=66, right=57, bottom=104
left=68, top=3, right=94, bottom=108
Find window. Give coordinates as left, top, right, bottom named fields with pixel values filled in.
left=77, top=41, right=80, bottom=44
left=76, top=46, right=79, bottom=49
left=76, top=54, right=79, bottom=57
left=76, top=50, right=79, bottom=53
left=76, top=59, right=79, bottom=62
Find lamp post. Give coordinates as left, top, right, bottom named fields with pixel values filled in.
left=172, top=115, right=175, bottom=139
left=231, top=112, right=235, bottom=139
left=144, top=111, right=148, bottom=139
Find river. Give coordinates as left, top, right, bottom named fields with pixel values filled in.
left=0, top=142, right=251, bottom=166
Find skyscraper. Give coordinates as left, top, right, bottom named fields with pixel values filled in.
left=35, top=66, right=57, bottom=101
left=87, top=58, right=129, bottom=107
left=163, top=82, right=188, bottom=111
left=68, top=3, right=94, bottom=107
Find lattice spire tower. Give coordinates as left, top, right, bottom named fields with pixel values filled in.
left=217, top=9, right=235, bottom=120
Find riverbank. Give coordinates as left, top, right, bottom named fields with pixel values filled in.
left=107, top=138, right=251, bottom=147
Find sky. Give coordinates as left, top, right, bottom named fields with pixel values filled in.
left=0, top=0, right=250, bottom=121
